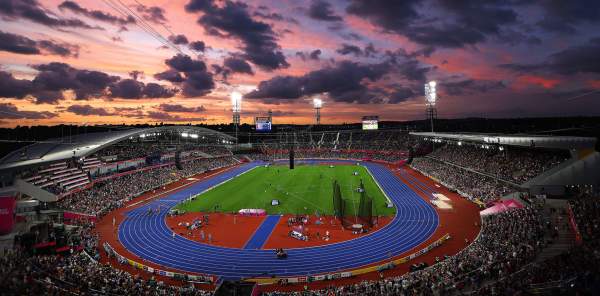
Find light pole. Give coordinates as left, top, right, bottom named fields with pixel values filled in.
left=313, top=97, right=322, bottom=125
left=231, top=91, right=242, bottom=143
left=425, top=81, right=437, bottom=132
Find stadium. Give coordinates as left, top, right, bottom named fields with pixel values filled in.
left=1, top=1, right=600, bottom=296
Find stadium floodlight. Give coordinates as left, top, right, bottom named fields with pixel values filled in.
left=313, top=97, right=323, bottom=125
left=231, top=91, right=242, bottom=113
left=425, top=81, right=437, bottom=106
left=181, top=132, right=189, bottom=138
left=313, top=97, right=323, bottom=109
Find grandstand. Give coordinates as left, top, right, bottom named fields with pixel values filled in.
left=0, top=125, right=598, bottom=296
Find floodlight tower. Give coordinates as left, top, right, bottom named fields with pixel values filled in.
left=231, top=91, right=242, bottom=142
left=313, top=97, right=323, bottom=125
left=424, top=81, right=437, bottom=132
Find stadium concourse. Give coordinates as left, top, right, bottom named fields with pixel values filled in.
left=0, top=127, right=598, bottom=295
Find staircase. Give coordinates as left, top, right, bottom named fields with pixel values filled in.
left=535, top=199, right=575, bottom=262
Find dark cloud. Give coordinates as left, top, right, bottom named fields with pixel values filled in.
left=156, top=54, right=215, bottom=97
left=158, top=104, right=206, bottom=113
left=536, top=1, right=600, bottom=34
left=443, top=79, right=506, bottom=96
left=246, top=61, right=392, bottom=103
left=58, top=1, right=135, bottom=26
left=0, top=0, right=99, bottom=29
left=223, top=57, right=254, bottom=75
left=135, top=4, right=167, bottom=24
left=296, top=49, right=321, bottom=61
left=66, top=104, right=112, bottom=116
left=189, top=40, right=205, bottom=52
left=129, top=70, right=144, bottom=80
left=346, top=0, right=526, bottom=48
left=0, top=103, right=57, bottom=119
left=308, top=0, right=343, bottom=22
left=253, top=11, right=284, bottom=21
left=0, top=71, right=34, bottom=99
left=501, top=37, right=600, bottom=75
left=1, top=62, right=174, bottom=103
left=0, top=30, right=79, bottom=57
left=168, top=34, right=189, bottom=45
left=154, top=69, right=185, bottom=83
left=108, top=79, right=177, bottom=99
left=388, top=87, right=415, bottom=103
left=346, top=0, right=419, bottom=34
left=185, top=0, right=289, bottom=70
left=31, top=62, right=118, bottom=103
left=0, top=30, right=39, bottom=54
left=164, top=54, right=207, bottom=72
left=336, top=43, right=363, bottom=57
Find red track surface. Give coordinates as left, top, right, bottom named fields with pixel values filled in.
left=97, top=162, right=481, bottom=293
left=262, top=215, right=393, bottom=249
left=165, top=213, right=266, bottom=248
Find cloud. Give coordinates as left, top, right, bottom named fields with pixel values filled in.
left=58, top=1, right=135, bottom=26
left=0, top=30, right=40, bottom=55
left=189, top=40, right=205, bottom=52
left=157, top=103, right=206, bottom=113
left=346, top=0, right=526, bottom=48
left=501, top=37, right=600, bottom=75
left=31, top=62, right=119, bottom=103
left=0, top=71, right=33, bottom=99
left=246, top=61, right=393, bottom=103
left=1, top=62, right=175, bottom=103
left=185, top=0, right=289, bottom=70
left=308, top=0, right=343, bottom=22
left=536, top=1, right=600, bottom=34
left=168, top=34, right=189, bottom=45
left=156, top=54, right=215, bottom=97
left=336, top=43, right=363, bottom=57
left=36, top=39, right=79, bottom=57
left=0, top=103, right=57, bottom=119
left=108, top=79, right=177, bottom=99
left=0, top=0, right=100, bottom=29
left=135, top=4, right=168, bottom=24
left=443, top=79, right=506, bottom=96
left=223, top=57, right=254, bottom=75
left=66, top=104, right=113, bottom=116
left=296, top=49, right=321, bottom=61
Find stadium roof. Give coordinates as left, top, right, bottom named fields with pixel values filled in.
left=410, top=132, right=597, bottom=150
left=0, top=126, right=235, bottom=171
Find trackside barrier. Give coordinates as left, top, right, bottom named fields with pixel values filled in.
left=103, top=242, right=214, bottom=284
left=246, top=233, right=451, bottom=285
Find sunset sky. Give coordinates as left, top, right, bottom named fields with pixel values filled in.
left=1, top=0, right=600, bottom=127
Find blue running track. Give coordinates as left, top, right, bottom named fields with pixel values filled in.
left=118, top=161, right=439, bottom=279
left=243, top=215, right=281, bottom=250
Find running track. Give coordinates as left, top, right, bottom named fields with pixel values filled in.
left=118, top=161, right=438, bottom=279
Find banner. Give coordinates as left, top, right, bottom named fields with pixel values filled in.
left=0, top=195, right=16, bottom=235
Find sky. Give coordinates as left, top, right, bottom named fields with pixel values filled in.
left=1, top=0, right=600, bottom=127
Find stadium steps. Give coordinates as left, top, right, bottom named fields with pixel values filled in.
left=535, top=199, right=575, bottom=263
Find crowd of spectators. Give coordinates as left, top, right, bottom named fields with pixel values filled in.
left=427, top=144, right=568, bottom=184
left=263, top=204, right=547, bottom=296
left=245, top=149, right=407, bottom=163
left=2, top=155, right=241, bottom=295
left=56, top=156, right=238, bottom=216
left=411, top=157, right=516, bottom=203
left=0, top=249, right=212, bottom=295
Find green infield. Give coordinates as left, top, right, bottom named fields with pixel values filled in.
left=174, top=164, right=396, bottom=216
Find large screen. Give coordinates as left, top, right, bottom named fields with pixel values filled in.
left=255, top=117, right=272, bottom=132
left=362, top=116, right=379, bottom=130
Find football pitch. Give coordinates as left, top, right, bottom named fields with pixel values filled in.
left=175, top=164, right=396, bottom=216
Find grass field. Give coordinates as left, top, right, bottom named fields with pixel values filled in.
left=175, top=164, right=396, bottom=216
